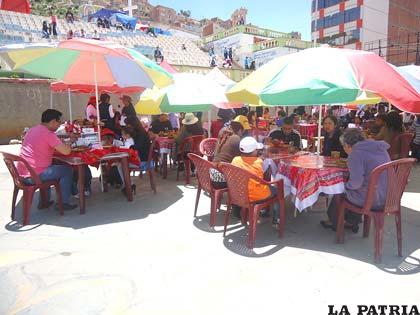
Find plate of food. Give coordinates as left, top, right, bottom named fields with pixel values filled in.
left=72, top=146, right=89, bottom=153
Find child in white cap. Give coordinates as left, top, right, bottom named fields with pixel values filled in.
left=231, top=137, right=279, bottom=225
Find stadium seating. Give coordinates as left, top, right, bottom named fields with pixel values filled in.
left=0, top=9, right=211, bottom=67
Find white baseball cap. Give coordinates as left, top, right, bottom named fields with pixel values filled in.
left=239, top=137, right=263, bottom=153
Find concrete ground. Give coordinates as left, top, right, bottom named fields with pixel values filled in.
left=0, top=144, right=419, bottom=315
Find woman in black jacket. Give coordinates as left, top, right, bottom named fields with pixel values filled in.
left=321, top=115, right=347, bottom=158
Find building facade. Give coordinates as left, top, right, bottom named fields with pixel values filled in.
left=311, top=0, right=420, bottom=65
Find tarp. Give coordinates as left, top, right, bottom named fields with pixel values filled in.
left=88, top=8, right=123, bottom=20
left=110, top=13, right=137, bottom=29
left=0, top=0, right=30, bottom=13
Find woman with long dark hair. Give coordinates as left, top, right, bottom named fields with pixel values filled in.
left=321, top=115, right=346, bottom=158
left=375, top=110, right=405, bottom=159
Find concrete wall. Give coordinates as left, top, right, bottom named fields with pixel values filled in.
left=0, top=79, right=129, bottom=144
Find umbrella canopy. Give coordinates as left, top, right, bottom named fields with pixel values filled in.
left=204, top=68, right=243, bottom=109
left=396, top=65, right=420, bottom=93
left=227, top=47, right=420, bottom=113
left=0, top=39, right=173, bottom=93
left=135, top=73, right=228, bottom=114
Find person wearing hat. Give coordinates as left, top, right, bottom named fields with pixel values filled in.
left=85, top=95, right=97, bottom=122
left=231, top=137, right=280, bottom=225
left=120, top=95, right=137, bottom=127
left=175, top=112, right=204, bottom=156
left=233, top=114, right=251, bottom=136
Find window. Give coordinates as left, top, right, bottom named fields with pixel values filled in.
left=312, top=0, right=316, bottom=12
left=344, top=7, right=361, bottom=23
left=316, top=18, right=324, bottom=30
left=311, top=20, right=316, bottom=32
left=317, top=0, right=349, bottom=9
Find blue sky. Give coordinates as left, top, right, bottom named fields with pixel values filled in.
left=148, top=1, right=312, bottom=40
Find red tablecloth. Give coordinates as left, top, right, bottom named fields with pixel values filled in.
left=56, top=147, right=139, bottom=167
left=296, top=123, right=318, bottom=138
left=156, top=137, right=175, bottom=154
left=275, top=154, right=349, bottom=211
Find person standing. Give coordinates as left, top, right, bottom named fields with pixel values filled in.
left=119, top=95, right=137, bottom=126
left=50, top=11, right=57, bottom=37
left=18, top=109, right=77, bottom=210
left=85, top=95, right=97, bottom=122
left=98, top=93, right=115, bottom=131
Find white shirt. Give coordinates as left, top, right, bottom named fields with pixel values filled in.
left=86, top=104, right=97, bottom=121
left=120, top=137, right=135, bottom=149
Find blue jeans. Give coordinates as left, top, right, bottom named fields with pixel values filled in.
left=255, top=185, right=280, bottom=222
left=39, top=165, right=73, bottom=204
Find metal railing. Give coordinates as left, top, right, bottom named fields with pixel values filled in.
left=171, top=64, right=252, bottom=82
left=252, top=37, right=316, bottom=52
left=203, top=24, right=292, bottom=43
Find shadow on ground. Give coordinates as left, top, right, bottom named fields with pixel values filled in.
left=5, top=174, right=184, bottom=230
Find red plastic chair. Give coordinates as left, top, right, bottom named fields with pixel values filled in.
left=1, top=152, right=64, bottom=225
left=176, top=135, right=204, bottom=185
left=131, top=139, right=157, bottom=193
left=218, top=163, right=286, bottom=249
left=336, top=158, right=416, bottom=263
left=199, top=138, right=217, bottom=162
left=399, top=132, right=414, bottom=159
left=188, top=153, right=227, bottom=227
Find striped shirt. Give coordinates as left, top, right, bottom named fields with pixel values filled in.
left=412, top=120, right=420, bottom=145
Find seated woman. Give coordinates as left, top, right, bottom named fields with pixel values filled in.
left=321, top=128, right=390, bottom=232
left=150, top=113, right=173, bottom=135
left=210, top=121, right=244, bottom=189
left=175, top=113, right=203, bottom=154
left=368, top=114, right=386, bottom=136
left=374, top=110, right=405, bottom=159
left=321, top=115, right=346, bottom=158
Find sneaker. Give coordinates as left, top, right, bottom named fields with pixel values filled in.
left=84, top=190, right=91, bottom=197
left=259, top=209, right=270, bottom=218
left=272, top=218, right=280, bottom=228
left=37, top=200, right=54, bottom=209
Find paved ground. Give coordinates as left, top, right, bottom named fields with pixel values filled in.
left=0, top=144, right=419, bottom=315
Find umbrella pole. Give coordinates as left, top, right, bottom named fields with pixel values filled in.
left=208, top=110, right=211, bottom=137
left=67, top=88, right=72, bottom=122
left=50, top=88, right=53, bottom=109
left=317, top=104, right=323, bottom=154
left=93, top=54, right=101, bottom=142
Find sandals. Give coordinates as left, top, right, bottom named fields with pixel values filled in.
left=320, top=220, right=334, bottom=230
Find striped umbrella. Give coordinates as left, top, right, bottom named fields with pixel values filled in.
left=0, top=39, right=173, bottom=93
left=227, top=47, right=420, bottom=113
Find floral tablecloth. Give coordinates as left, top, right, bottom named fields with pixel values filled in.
left=55, top=147, right=139, bottom=167
left=155, top=137, right=176, bottom=154
left=274, top=154, right=349, bottom=212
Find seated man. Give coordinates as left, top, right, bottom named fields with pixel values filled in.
left=18, top=109, right=77, bottom=210
left=232, top=137, right=279, bottom=225
left=150, top=114, right=174, bottom=135
left=269, top=116, right=302, bottom=150
left=321, top=128, right=390, bottom=232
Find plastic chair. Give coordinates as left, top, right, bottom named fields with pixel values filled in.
left=218, top=163, right=286, bottom=249
left=188, top=153, right=227, bottom=227
left=336, top=158, right=416, bottom=263
left=176, top=135, right=204, bottom=185
left=131, top=139, right=157, bottom=194
left=1, top=152, right=64, bottom=225
left=399, top=132, right=414, bottom=159
left=199, top=138, right=217, bottom=162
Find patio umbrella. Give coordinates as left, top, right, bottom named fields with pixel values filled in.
left=0, top=39, right=173, bottom=138
left=396, top=65, right=420, bottom=93
left=0, top=39, right=173, bottom=93
left=135, top=73, right=229, bottom=114
left=226, top=47, right=420, bottom=113
left=205, top=67, right=242, bottom=109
